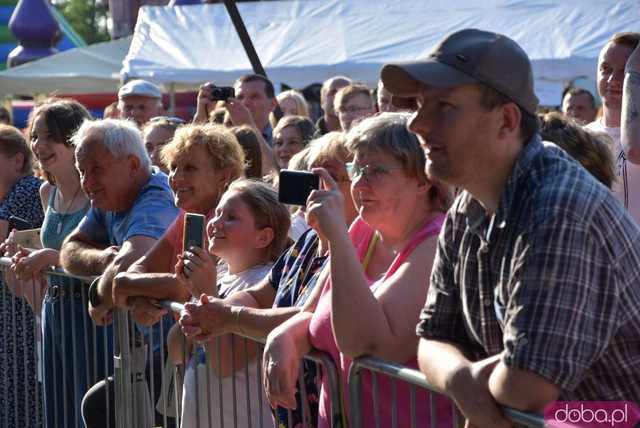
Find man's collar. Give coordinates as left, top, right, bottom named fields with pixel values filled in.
left=457, top=134, right=544, bottom=235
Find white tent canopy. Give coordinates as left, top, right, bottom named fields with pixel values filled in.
left=122, top=0, right=639, bottom=106
left=0, top=37, right=131, bottom=97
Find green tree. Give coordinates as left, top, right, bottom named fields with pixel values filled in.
left=56, top=0, right=110, bottom=44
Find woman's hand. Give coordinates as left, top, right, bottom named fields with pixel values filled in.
left=175, top=247, right=217, bottom=297
left=178, top=294, right=233, bottom=343
left=11, top=247, right=57, bottom=281
left=306, top=168, right=349, bottom=242
left=0, top=229, right=19, bottom=257
left=262, top=329, right=302, bottom=410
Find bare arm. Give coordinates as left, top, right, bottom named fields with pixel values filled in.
left=622, top=45, right=640, bottom=163
left=112, top=236, right=190, bottom=308
left=418, top=339, right=512, bottom=428
left=489, top=361, right=560, bottom=413
left=60, top=228, right=117, bottom=276
left=329, top=228, right=438, bottom=362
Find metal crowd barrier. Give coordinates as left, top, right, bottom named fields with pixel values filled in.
left=0, top=258, right=549, bottom=428
left=0, top=257, right=113, bottom=428
left=348, top=356, right=548, bottom=428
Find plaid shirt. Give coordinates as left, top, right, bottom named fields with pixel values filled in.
left=417, top=135, right=640, bottom=400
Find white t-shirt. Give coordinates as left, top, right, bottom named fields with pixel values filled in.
left=180, top=263, right=274, bottom=428
left=585, top=120, right=640, bottom=225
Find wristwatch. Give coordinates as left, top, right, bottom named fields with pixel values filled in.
left=88, top=276, right=101, bottom=307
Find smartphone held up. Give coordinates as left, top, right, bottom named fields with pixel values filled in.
left=278, top=170, right=320, bottom=206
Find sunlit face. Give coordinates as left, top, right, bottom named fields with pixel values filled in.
left=377, top=84, right=400, bottom=113
left=561, top=92, right=597, bottom=124
left=144, top=126, right=174, bottom=173
left=407, top=83, right=501, bottom=189
left=118, top=95, right=164, bottom=128
left=167, top=144, right=228, bottom=214
left=76, top=135, right=137, bottom=211
left=206, top=191, right=266, bottom=261
left=30, top=114, right=76, bottom=175
left=350, top=149, right=417, bottom=228
left=337, top=93, right=375, bottom=132
left=322, top=79, right=350, bottom=117
left=274, top=126, right=305, bottom=168
left=597, top=42, right=633, bottom=112
left=279, top=97, right=299, bottom=116
left=235, top=80, right=276, bottom=130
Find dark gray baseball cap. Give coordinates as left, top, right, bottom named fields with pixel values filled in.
left=381, top=29, right=539, bottom=115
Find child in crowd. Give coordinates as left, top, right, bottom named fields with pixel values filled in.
left=167, top=179, right=290, bottom=428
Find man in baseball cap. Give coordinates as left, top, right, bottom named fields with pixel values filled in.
left=117, top=79, right=165, bottom=128
left=383, top=29, right=640, bottom=426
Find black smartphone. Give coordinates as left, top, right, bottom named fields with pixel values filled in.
left=183, top=213, right=206, bottom=251
left=204, top=83, right=235, bottom=101
left=8, top=215, right=33, bottom=231
left=278, top=170, right=320, bottom=206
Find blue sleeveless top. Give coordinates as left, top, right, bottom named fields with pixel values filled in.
left=41, top=187, right=90, bottom=250
left=41, top=187, right=90, bottom=289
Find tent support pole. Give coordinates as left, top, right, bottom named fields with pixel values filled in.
left=223, top=0, right=283, bottom=120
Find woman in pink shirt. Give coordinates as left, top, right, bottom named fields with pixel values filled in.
left=263, top=112, right=453, bottom=427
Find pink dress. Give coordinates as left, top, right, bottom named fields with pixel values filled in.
left=308, top=215, right=453, bottom=428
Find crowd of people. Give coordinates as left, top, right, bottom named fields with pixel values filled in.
left=0, top=27, right=638, bottom=428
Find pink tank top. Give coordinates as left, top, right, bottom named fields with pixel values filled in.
left=308, top=214, right=452, bottom=428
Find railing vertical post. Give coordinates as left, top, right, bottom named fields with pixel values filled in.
left=113, top=308, right=133, bottom=428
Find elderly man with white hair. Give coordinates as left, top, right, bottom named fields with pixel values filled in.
left=61, top=118, right=178, bottom=321
left=60, top=118, right=179, bottom=427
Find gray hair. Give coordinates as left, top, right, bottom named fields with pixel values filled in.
left=73, top=118, right=151, bottom=170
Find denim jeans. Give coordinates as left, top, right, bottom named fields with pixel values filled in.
left=42, top=280, right=113, bottom=428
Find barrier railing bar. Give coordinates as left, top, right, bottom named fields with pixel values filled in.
left=349, top=356, right=548, bottom=428
left=33, top=279, right=42, bottom=428
left=243, top=337, right=253, bottom=428
left=372, top=371, right=380, bottom=428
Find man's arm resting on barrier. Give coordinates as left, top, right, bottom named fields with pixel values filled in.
left=417, top=338, right=512, bottom=428
left=112, top=235, right=190, bottom=311
left=622, top=45, right=640, bottom=163
left=488, top=361, right=560, bottom=413
left=89, top=235, right=158, bottom=324
left=60, top=229, right=118, bottom=276
left=113, top=272, right=190, bottom=308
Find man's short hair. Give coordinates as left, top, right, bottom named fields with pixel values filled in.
left=321, top=76, right=352, bottom=100
left=562, top=87, right=597, bottom=109
left=73, top=119, right=151, bottom=170
left=333, top=84, right=372, bottom=113
left=234, top=74, right=275, bottom=98
left=478, top=84, right=539, bottom=143
left=608, top=32, right=640, bottom=50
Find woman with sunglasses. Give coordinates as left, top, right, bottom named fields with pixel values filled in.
left=263, top=112, right=454, bottom=427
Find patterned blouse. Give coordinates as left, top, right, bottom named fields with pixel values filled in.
left=270, top=228, right=328, bottom=428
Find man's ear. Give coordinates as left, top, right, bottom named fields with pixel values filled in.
left=255, top=227, right=274, bottom=249
left=270, top=97, right=278, bottom=113
left=499, top=102, right=521, bottom=138
left=128, top=154, right=141, bottom=171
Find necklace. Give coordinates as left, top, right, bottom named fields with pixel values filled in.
left=55, top=185, right=82, bottom=234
